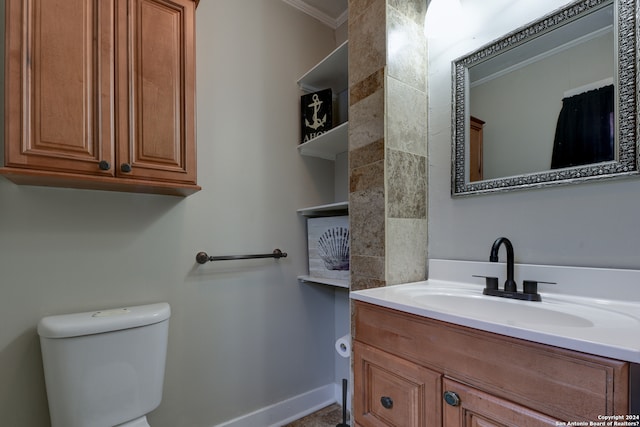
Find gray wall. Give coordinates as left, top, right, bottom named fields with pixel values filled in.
left=0, top=1, right=340, bottom=426
left=428, top=0, right=640, bottom=269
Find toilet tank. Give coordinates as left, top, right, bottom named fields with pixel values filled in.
left=38, top=303, right=171, bottom=427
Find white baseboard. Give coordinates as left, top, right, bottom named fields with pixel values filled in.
left=214, top=383, right=337, bottom=427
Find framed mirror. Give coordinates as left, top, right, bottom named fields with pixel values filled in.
left=451, top=0, right=638, bottom=196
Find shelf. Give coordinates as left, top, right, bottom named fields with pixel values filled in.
left=297, top=121, right=348, bottom=160
left=297, top=40, right=348, bottom=94
left=297, top=41, right=350, bottom=293
left=298, top=275, right=349, bottom=289
left=297, top=201, right=348, bottom=217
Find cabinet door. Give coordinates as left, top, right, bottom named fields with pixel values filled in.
left=116, top=0, right=197, bottom=184
left=5, top=0, right=115, bottom=175
left=442, top=378, right=559, bottom=427
left=354, top=341, right=441, bottom=427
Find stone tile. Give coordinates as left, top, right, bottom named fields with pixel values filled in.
left=349, top=138, right=384, bottom=170
left=351, top=255, right=385, bottom=280
left=350, top=68, right=385, bottom=106
left=349, top=0, right=386, bottom=87
left=350, top=274, right=386, bottom=292
left=350, top=186, right=385, bottom=258
left=387, top=149, right=426, bottom=219
left=349, top=85, right=384, bottom=152
left=349, top=0, right=380, bottom=22
left=350, top=159, right=384, bottom=193
left=387, top=5, right=427, bottom=92
left=388, top=0, right=426, bottom=25
left=387, top=76, right=427, bottom=156
left=386, top=218, right=428, bottom=285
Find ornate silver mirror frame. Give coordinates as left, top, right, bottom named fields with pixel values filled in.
left=451, top=0, right=638, bottom=196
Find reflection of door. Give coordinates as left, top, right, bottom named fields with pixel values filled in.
left=470, top=116, right=485, bottom=182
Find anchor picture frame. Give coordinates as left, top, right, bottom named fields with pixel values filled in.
left=300, top=88, right=333, bottom=144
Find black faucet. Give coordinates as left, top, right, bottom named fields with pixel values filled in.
left=490, top=237, right=517, bottom=292
left=476, top=237, right=549, bottom=301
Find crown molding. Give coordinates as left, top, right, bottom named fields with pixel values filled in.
left=335, top=9, right=348, bottom=28
left=282, top=0, right=347, bottom=29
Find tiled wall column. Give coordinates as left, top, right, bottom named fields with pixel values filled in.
left=349, top=0, right=428, bottom=291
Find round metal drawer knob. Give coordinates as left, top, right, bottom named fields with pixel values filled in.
left=120, top=163, right=132, bottom=173
left=98, top=160, right=111, bottom=170
left=380, top=396, right=393, bottom=409
left=443, top=391, right=461, bottom=407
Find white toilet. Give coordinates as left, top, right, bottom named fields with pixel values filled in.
left=37, top=303, right=171, bottom=427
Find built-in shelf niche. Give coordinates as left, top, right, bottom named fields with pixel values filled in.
left=297, top=41, right=349, bottom=289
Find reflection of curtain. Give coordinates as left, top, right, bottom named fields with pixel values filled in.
left=551, top=84, right=614, bottom=169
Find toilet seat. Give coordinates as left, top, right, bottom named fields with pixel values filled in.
left=115, top=415, right=150, bottom=427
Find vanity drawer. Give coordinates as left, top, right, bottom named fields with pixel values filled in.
left=354, top=341, right=441, bottom=427
left=354, top=301, right=629, bottom=421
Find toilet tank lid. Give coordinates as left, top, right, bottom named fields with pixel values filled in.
left=37, top=303, right=170, bottom=338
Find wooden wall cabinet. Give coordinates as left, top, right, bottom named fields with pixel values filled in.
left=2, top=0, right=199, bottom=196
left=353, top=301, right=630, bottom=427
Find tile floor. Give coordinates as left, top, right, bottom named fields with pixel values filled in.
left=282, top=403, right=349, bottom=426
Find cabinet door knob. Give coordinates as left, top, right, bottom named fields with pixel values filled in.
left=120, top=163, right=132, bottom=173
left=98, top=160, right=111, bottom=170
left=380, top=396, right=393, bottom=409
left=443, top=391, right=461, bottom=407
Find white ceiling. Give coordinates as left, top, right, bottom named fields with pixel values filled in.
left=281, top=0, right=348, bottom=29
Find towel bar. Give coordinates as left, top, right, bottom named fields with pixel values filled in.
left=196, top=249, right=287, bottom=264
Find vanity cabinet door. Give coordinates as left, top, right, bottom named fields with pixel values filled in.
left=442, top=378, right=559, bottom=427
left=354, top=341, right=441, bottom=427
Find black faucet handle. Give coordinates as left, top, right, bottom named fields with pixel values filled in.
left=472, top=275, right=499, bottom=290
left=523, top=280, right=556, bottom=295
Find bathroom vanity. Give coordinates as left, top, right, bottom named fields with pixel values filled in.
left=353, top=301, right=630, bottom=426
left=350, top=260, right=640, bottom=426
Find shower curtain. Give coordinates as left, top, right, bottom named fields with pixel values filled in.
left=551, top=84, right=614, bottom=169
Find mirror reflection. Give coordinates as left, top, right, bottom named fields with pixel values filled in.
left=452, top=0, right=637, bottom=196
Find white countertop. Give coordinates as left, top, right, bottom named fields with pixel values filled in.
left=350, top=260, right=640, bottom=363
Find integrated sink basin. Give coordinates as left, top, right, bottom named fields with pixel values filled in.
left=409, top=290, right=595, bottom=328
left=350, top=260, right=640, bottom=363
